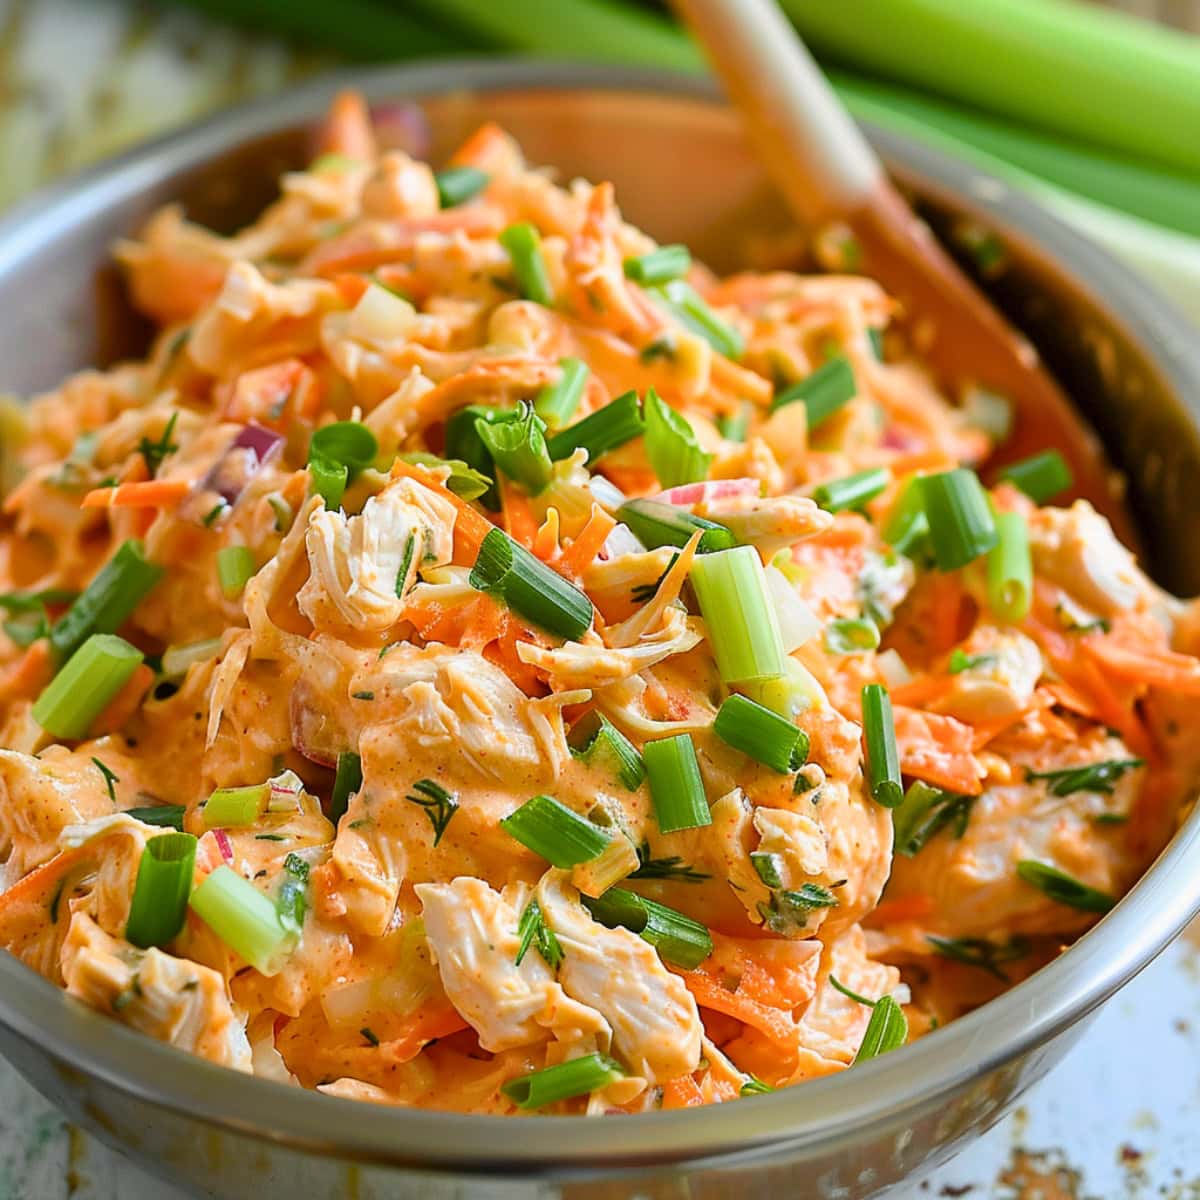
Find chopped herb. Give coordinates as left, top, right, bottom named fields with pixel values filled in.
left=351, top=690, right=375, bottom=700
left=758, top=883, right=838, bottom=934
left=631, top=553, right=678, bottom=604
left=329, top=750, right=363, bottom=825
left=892, top=781, right=975, bottom=857
left=629, top=840, right=710, bottom=883
left=360, top=1027, right=380, bottom=1047
left=1054, top=600, right=1111, bottom=634
left=1025, top=758, right=1143, bottom=797
left=639, top=336, right=676, bottom=364
left=739, top=1076, right=774, bottom=1096
left=91, top=757, right=119, bottom=803
left=276, top=853, right=309, bottom=935
left=395, top=531, right=416, bottom=597
left=202, top=503, right=228, bottom=528
left=283, top=852, right=310, bottom=883
left=406, top=778, right=458, bottom=845
left=828, top=974, right=877, bottom=1007
left=137, top=412, right=179, bottom=477
left=254, top=834, right=287, bottom=842
left=948, top=649, right=996, bottom=674
left=751, top=851, right=783, bottom=889
left=124, top=804, right=186, bottom=830
left=48, top=878, right=68, bottom=924
left=515, top=898, right=564, bottom=970
left=1093, top=812, right=1129, bottom=826
left=1016, top=860, right=1115, bottom=914
left=927, top=934, right=1030, bottom=981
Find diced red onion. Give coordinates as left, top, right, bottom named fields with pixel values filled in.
left=654, top=478, right=761, bottom=507
left=202, top=424, right=284, bottom=507
left=370, top=103, right=431, bottom=158
left=213, top=828, right=233, bottom=863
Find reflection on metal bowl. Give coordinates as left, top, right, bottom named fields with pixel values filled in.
left=0, top=59, right=1198, bottom=1200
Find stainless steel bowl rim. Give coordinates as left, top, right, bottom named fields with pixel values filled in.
left=1, top=58, right=1198, bottom=1176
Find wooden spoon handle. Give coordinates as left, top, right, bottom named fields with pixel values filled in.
left=669, top=0, right=880, bottom=222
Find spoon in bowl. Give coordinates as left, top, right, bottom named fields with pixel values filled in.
left=670, top=0, right=1137, bottom=548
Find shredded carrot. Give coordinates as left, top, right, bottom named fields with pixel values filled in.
left=0, top=640, right=52, bottom=703
left=866, top=893, right=937, bottom=926
left=390, top=459, right=492, bottom=565
left=0, top=845, right=87, bottom=925
left=449, top=121, right=514, bottom=171
left=677, top=970, right=797, bottom=1049
left=332, top=272, right=370, bottom=307
left=661, top=1075, right=705, bottom=1110
left=559, top=505, right=616, bottom=578
left=82, top=480, right=189, bottom=510
left=894, top=706, right=984, bottom=795
left=315, top=89, right=376, bottom=162
left=305, top=211, right=505, bottom=277
left=90, top=663, right=154, bottom=736
left=499, top=478, right=539, bottom=551
left=387, top=1006, right=469, bottom=1065
left=889, top=674, right=956, bottom=708
left=1083, top=636, right=1200, bottom=696
left=223, top=357, right=319, bottom=430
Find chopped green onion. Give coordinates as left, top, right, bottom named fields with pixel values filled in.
left=643, top=734, right=710, bottom=833
left=852, top=995, right=907, bottom=1064
left=500, top=794, right=610, bottom=867
left=652, top=279, right=744, bottom=360
left=712, top=694, right=809, bottom=774
left=310, top=420, right=377, bottom=472
left=160, top=637, right=222, bottom=680
left=329, top=750, right=363, bottom=825
left=405, top=778, right=458, bottom=844
left=501, top=1052, right=623, bottom=1110
left=1016, top=860, right=1115, bottom=914
left=533, top=357, right=589, bottom=429
left=583, top=887, right=713, bottom=969
left=882, top=478, right=930, bottom=557
left=475, top=402, right=553, bottom=494
left=986, top=511, right=1033, bottom=623
left=689, top=546, right=787, bottom=684
left=1025, top=758, right=1142, bottom=796
left=515, top=898, right=564, bottom=970
left=623, top=244, right=691, bottom=286
left=920, top=468, right=998, bottom=570
left=813, top=467, right=889, bottom=514
left=124, top=804, right=186, bottom=830
left=546, top=390, right=644, bottom=464
left=643, top=388, right=711, bottom=489
left=33, top=634, right=144, bottom=740
left=308, top=420, right=378, bottom=510
left=998, top=449, right=1073, bottom=505
left=948, top=649, right=995, bottom=674
left=740, top=1075, right=774, bottom=1096
left=469, top=527, right=594, bottom=640
left=771, top=354, right=857, bottom=426
left=617, top=498, right=734, bottom=555
left=310, top=152, right=360, bottom=174
left=568, top=711, right=645, bottom=791
left=498, top=222, right=554, bottom=306
left=398, top=451, right=492, bottom=504
left=825, top=617, right=881, bottom=655
left=309, top=456, right=347, bottom=510
left=717, top=401, right=753, bottom=443
left=861, top=683, right=903, bottom=808
left=443, top=404, right=503, bottom=508
left=124, top=833, right=197, bottom=949
left=892, top=781, right=975, bottom=856
left=202, top=784, right=269, bottom=828
left=188, top=864, right=293, bottom=975
left=867, top=328, right=885, bottom=361
left=216, top=545, right=256, bottom=600
left=434, top=165, right=488, bottom=208
left=50, top=540, right=163, bottom=665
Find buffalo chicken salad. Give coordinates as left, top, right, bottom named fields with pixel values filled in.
left=0, top=90, right=1196, bottom=1115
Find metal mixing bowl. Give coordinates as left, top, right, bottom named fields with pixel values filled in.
left=1, top=60, right=1199, bottom=1200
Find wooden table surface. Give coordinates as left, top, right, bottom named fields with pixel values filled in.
left=0, top=1, right=1197, bottom=1195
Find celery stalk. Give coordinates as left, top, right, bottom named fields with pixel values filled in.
left=782, top=0, right=1200, bottom=175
